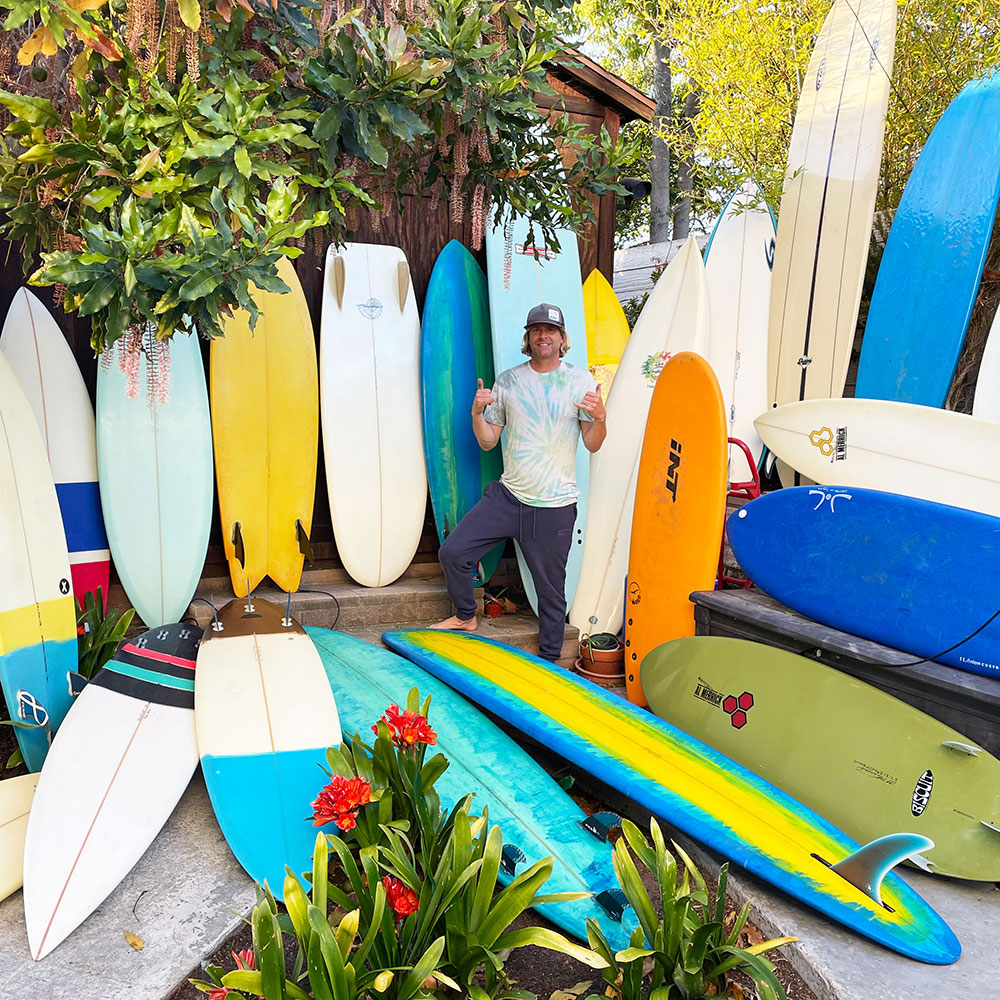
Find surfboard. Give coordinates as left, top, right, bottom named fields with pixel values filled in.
left=624, top=353, right=727, bottom=706
left=213, top=256, right=317, bottom=597
left=642, top=636, right=1000, bottom=881
left=856, top=73, right=1000, bottom=405
left=196, top=599, right=341, bottom=897
left=767, top=0, right=897, bottom=483
left=972, top=303, right=1000, bottom=423
left=485, top=213, right=589, bottom=610
left=305, top=626, right=636, bottom=950
left=381, top=629, right=960, bottom=964
left=22, top=622, right=201, bottom=961
left=0, top=773, right=37, bottom=903
left=0, top=350, right=77, bottom=773
left=0, top=288, right=109, bottom=605
left=421, top=241, right=503, bottom=587
left=98, top=327, right=213, bottom=628
left=582, top=269, right=630, bottom=401
left=703, top=184, right=775, bottom=472
left=322, top=244, right=425, bottom=588
left=569, top=237, right=709, bottom=638
left=726, top=485, right=1000, bottom=682
left=754, top=397, right=1000, bottom=517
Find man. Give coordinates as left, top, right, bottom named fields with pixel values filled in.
left=431, top=302, right=607, bottom=661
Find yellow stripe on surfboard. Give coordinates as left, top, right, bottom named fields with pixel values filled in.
left=0, top=596, right=77, bottom=656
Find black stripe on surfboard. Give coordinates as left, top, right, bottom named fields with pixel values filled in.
left=89, top=667, right=194, bottom=710
left=115, top=646, right=196, bottom=682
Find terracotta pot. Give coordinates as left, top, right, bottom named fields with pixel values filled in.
left=574, top=656, right=626, bottom=686
left=579, top=638, right=624, bottom=669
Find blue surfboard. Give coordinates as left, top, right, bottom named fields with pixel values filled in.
left=727, top=485, right=1000, bottom=680
left=856, top=73, right=1000, bottom=405
left=305, top=626, right=635, bottom=949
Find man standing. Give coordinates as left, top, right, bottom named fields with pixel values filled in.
left=431, top=303, right=607, bottom=661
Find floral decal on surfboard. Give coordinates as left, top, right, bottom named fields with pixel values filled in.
left=641, top=351, right=671, bottom=386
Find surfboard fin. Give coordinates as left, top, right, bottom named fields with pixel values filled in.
left=941, top=740, right=981, bottom=756
left=231, top=522, right=245, bottom=569
left=828, top=833, right=934, bottom=906
left=980, top=820, right=1000, bottom=835
left=580, top=811, right=623, bottom=843
left=68, top=672, right=88, bottom=697
left=330, top=253, right=345, bottom=309
left=500, top=844, right=527, bottom=877
left=595, top=888, right=629, bottom=923
left=396, top=261, right=410, bottom=312
left=296, top=519, right=314, bottom=564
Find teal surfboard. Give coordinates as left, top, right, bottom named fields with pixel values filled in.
left=485, top=213, right=589, bottom=611
left=306, top=626, right=635, bottom=949
left=422, top=241, right=504, bottom=586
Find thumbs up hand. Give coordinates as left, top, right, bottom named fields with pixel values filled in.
left=472, top=377, right=496, bottom=416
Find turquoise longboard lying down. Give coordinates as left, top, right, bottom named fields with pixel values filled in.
left=382, top=630, right=961, bottom=965
left=306, top=626, right=637, bottom=950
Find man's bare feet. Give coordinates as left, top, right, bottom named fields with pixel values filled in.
left=428, top=614, right=478, bottom=632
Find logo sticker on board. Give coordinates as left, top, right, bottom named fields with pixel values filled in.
left=58, top=578, right=70, bottom=595
left=809, top=426, right=834, bottom=456
left=17, top=690, right=48, bottom=726
left=722, top=691, right=754, bottom=729
left=664, top=439, right=682, bottom=503
left=357, top=298, right=383, bottom=321
left=641, top=351, right=671, bottom=386
left=627, top=582, right=641, bottom=605
left=816, top=57, right=826, bottom=90
left=515, top=244, right=557, bottom=260
left=694, top=678, right=724, bottom=708
left=869, top=36, right=880, bottom=71
left=911, top=770, right=933, bottom=816
left=765, top=237, right=775, bottom=271
left=809, top=489, right=852, bottom=513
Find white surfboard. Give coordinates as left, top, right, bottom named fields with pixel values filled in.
left=756, top=397, right=1000, bottom=517
left=321, top=244, right=426, bottom=588
left=568, top=236, right=710, bottom=637
left=23, top=623, right=200, bottom=960
left=196, top=599, right=341, bottom=898
left=0, top=289, right=110, bottom=604
left=0, top=351, right=78, bottom=773
left=0, top=773, right=37, bottom=903
left=973, top=304, right=1000, bottom=423
left=703, top=185, right=775, bottom=474
left=767, top=0, right=897, bottom=439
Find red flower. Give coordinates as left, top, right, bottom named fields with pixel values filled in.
left=311, top=775, right=372, bottom=830
left=205, top=950, right=255, bottom=999
left=382, top=875, right=419, bottom=921
left=373, top=704, right=438, bottom=749
left=206, top=989, right=229, bottom=1000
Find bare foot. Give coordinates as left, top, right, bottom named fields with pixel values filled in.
left=428, top=615, right=478, bottom=632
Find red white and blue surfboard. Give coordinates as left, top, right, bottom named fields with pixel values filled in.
left=23, top=622, right=200, bottom=960
left=1, top=288, right=110, bottom=605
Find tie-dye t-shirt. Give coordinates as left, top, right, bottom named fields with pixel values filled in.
left=483, top=360, right=595, bottom=507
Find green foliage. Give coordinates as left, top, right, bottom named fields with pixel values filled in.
left=583, top=819, right=794, bottom=1000
left=74, top=586, right=134, bottom=680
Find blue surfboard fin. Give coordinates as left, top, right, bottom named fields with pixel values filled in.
left=595, top=888, right=629, bottom=923
left=500, top=844, right=527, bottom=877
left=829, top=833, right=935, bottom=906
left=580, top=811, right=623, bottom=842
left=296, top=520, right=314, bottom=564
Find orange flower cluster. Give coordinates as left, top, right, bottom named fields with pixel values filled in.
left=311, top=775, right=373, bottom=830
left=382, top=876, right=419, bottom=921
left=373, top=703, right=438, bottom=750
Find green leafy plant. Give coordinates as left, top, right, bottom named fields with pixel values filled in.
left=75, top=586, right=135, bottom=679
left=584, top=819, right=794, bottom=1000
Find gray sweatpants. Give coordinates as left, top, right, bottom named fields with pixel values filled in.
left=438, top=481, right=576, bottom=661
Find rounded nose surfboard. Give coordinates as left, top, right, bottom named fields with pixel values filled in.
left=0, top=773, right=38, bottom=903
left=0, top=288, right=109, bottom=606
left=196, top=599, right=341, bottom=897
left=0, top=350, right=77, bottom=772
left=322, top=244, right=426, bottom=588
left=213, top=256, right=318, bottom=597
left=23, top=622, right=201, bottom=961
left=642, top=636, right=1000, bottom=881
left=97, top=327, right=213, bottom=628
left=624, top=352, right=728, bottom=706
left=570, top=238, right=710, bottom=639
left=382, top=629, right=960, bottom=965
left=305, top=625, right=636, bottom=951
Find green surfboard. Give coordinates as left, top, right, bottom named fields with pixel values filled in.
left=642, top=636, right=1000, bottom=881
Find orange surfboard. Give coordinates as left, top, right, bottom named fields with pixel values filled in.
left=624, top=353, right=727, bottom=705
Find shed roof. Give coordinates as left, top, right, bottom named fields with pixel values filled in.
left=548, top=48, right=655, bottom=124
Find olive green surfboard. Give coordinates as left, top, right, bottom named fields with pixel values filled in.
left=642, top=636, right=1000, bottom=881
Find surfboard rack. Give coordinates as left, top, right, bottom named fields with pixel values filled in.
left=296, top=519, right=314, bottom=564
left=717, top=437, right=760, bottom=590
left=580, top=811, right=623, bottom=842
left=500, top=844, right=527, bottom=877
left=941, top=740, right=981, bottom=756
left=595, top=888, right=629, bottom=923
left=824, top=832, right=934, bottom=907
left=231, top=522, right=245, bottom=569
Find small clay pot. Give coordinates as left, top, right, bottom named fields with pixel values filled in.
left=579, top=636, right=624, bottom=670
left=575, top=656, right=626, bottom=686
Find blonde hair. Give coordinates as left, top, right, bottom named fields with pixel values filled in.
left=521, top=326, right=570, bottom=357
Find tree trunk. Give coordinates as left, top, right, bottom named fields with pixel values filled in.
left=671, top=87, right=700, bottom=239
left=649, top=36, right=671, bottom=243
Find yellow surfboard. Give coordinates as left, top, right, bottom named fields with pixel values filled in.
left=624, top=353, right=727, bottom=705
left=582, top=269, right=630, bottom=400
left=211, top=257, right=318, bottom=596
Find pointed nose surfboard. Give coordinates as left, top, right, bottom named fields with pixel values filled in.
left=196, top=599, right=341, bottom=897
left=382, top=629, right=961, bottom=964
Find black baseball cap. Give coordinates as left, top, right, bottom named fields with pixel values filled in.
left=524, top=303, right=567, bottom=333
